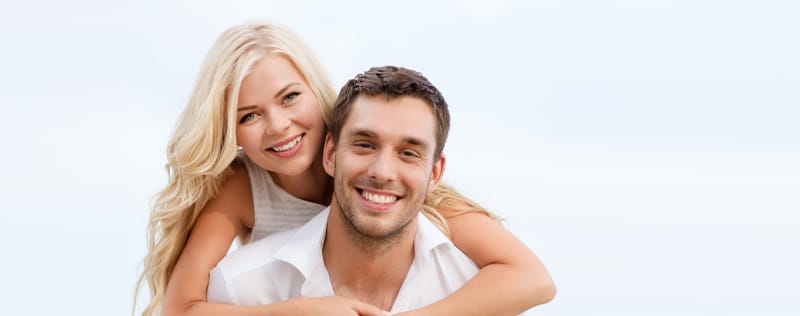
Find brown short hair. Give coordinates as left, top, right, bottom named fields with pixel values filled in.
left=329, top=66, right=450, bottom=159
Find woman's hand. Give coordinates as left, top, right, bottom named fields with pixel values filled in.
left=286, top=296, right=390, bottom=316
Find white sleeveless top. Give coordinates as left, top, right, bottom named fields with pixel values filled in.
left=238, top=154, right=327, bottom=243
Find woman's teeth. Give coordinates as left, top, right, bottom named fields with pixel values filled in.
left=271, top=135, right=302, bottom=152
left=362, top=190, right=397, bottom=204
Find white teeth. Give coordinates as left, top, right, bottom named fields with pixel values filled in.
left=361, top=190, right=398, bottom=204
left=271, top=135, right=302, bottom=152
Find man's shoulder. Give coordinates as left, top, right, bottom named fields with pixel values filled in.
left=208, top=209, right=331, bottom=305
left=416, top=213, right=479, bottom=271
left=387, top=214, right=480, bottom=313
left=214, top=227, right=299, bottom=278
left=213, top=207, right=330, bottom=280
left=208, top=227, right=307, bottom=305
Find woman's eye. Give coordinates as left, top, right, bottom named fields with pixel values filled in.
left=239, top=113, right=258, bottom=123
left=282, top=92, right=300, bottom=104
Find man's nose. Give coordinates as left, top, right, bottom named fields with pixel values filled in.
left=368, top=150, right=397, bottom=183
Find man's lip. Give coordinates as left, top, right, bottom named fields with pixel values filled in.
left=266, top=133, right=304, bottom=150
left=357, top=187, right=402, bottom=197
left=356, top=187, right=400, bottom=211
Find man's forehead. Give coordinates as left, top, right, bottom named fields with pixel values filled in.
left=342, top=95, right=437, bottom=141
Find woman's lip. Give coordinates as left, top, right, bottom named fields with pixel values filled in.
left=267, top=133, right=304, bottom=150
left=266, top=134, right=304, bottom=158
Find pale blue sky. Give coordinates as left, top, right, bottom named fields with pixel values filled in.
left=0, top=1, right=798, bottom=315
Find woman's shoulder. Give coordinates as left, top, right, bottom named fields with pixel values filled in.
left=203, top=157, right=255, bottom=229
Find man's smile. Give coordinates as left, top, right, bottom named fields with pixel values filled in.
left=355, top=187, right=402, bottom=211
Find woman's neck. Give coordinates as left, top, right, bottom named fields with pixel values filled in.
left=269, top=155, right=332, bottom=206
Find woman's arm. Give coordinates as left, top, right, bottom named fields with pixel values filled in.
left=160, top=165, right=258, bottom=315
left=396, top=204, right=556, bottom=316
left=159, top=166, right=387, bottom=316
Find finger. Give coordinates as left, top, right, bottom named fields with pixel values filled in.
left=351, top=301, right=390, bottom=316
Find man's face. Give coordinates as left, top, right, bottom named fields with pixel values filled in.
left=323, top=95, right=445, bottom=240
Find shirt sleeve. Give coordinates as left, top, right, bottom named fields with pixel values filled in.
left=207, top=267, right=236, bottom=305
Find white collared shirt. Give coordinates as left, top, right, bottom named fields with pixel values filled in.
left=207, top=207, right=479, bottom=313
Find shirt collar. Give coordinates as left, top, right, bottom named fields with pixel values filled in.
left=272, top=207, right=453, bottom=295
left=410, top=211, right=453, bottom=274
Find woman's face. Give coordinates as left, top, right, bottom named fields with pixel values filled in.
left=235, top=54, right=326, bottom=176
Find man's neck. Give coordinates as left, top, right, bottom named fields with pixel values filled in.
left=322, top=207, right=417, bottom=311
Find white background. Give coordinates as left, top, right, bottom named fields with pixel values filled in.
left=1, top=1, right=798, bottom=315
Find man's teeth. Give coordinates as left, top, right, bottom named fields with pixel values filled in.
left=271, top=135, right=302, bottom=152
left=362, top=191, right=397, bottom=204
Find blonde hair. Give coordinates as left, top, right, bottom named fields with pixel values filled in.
left=134, top=21, right=498, bottom=316
left=133, top=22, right=336, bottom=316
left=421, top=183, right=501, bottom=238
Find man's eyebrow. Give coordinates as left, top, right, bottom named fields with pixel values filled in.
left=349, top=128, right=377, bottom=139
left=348, top=129, right=431, bottom=149
left=403, top=136, right=430, bottom=149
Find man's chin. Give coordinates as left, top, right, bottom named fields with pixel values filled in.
left=351, top=218, right=404, bottom=238
left=351, top=220, right=391, bottom=238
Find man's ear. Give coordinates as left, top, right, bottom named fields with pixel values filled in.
left=322, top=133, right=336, bottom=177
left=427, top=153, right=446, bottom=193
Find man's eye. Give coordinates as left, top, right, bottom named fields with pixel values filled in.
left=401, top=150, right=420, bottom=158
left=239, top=113, right=258, bottom=123
left=354, top=142, right=373, bottom=149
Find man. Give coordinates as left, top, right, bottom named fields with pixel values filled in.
left=207, top=66, right=478, bottom=313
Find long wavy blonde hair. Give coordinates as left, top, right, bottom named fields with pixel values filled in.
left=134, top=21, right=498, bottom=316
